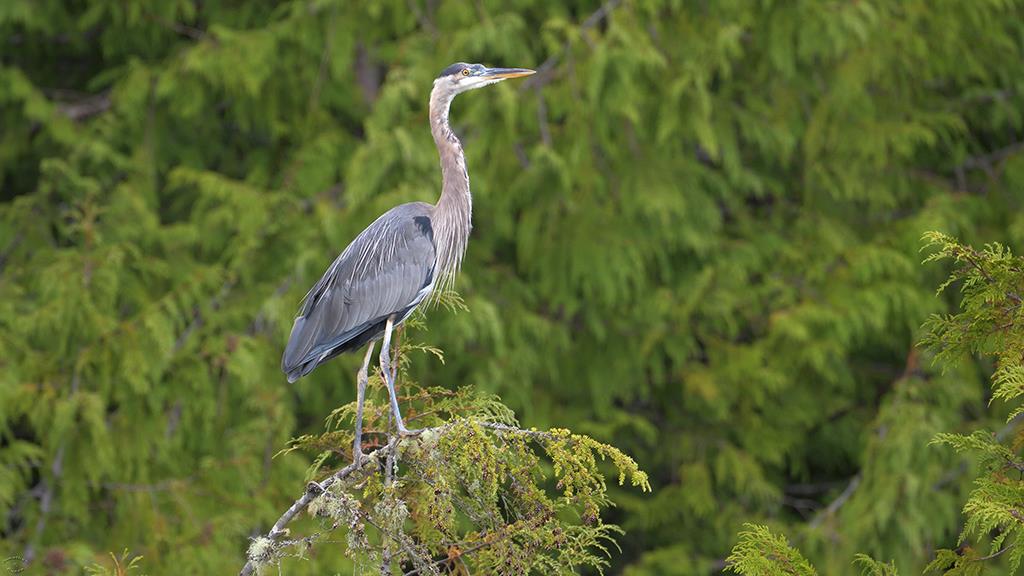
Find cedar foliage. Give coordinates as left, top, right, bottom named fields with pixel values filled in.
left=726, top=234, right=1024, bottom=574
left=244, top=335, right=648, bottom=575
left=2, top=0, right=1024, bottom=574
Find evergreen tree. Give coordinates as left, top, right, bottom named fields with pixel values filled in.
left=2, top=1, right=1024, bottom=574
left=726, top=233, right=1024, bottom=574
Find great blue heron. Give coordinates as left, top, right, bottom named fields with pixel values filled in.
left=282, top=62, right=534, bottom=462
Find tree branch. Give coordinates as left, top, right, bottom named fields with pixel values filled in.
left=521, top=0, right=621, bottom=90
left=174, top=279, right=236, bottom=353
left=238, top=419, right=563, bottom=575
left=808, top=474, right=861, bottom=528
left=23, top=367, right=80, bottom=565
left=975, top=541, right=1014, bottom=562
left=0, top=231, right=24, bottom=276
left=239, top=443, right=386, bottom=576
left=961, top=141, right=1024, bottom=172
left=535, top=86, right=552, bottom=147
left=405, top=0, right=437, bottom=36
left=143, top=12, right=208, bottom=41
left=401, top=512, right=554, bottom=576
left=239, top=422, right=464, bottom=576
left=57, top=91, right=111, bottom=122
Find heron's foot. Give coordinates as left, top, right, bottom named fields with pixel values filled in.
left=397, top=425, right=422, bottom=437
left=306, top=480, right=327, bottom=495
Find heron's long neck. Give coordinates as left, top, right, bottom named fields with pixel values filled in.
left=429, top=86, right=472, bottom=289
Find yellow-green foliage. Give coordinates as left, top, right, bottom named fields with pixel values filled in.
left=726, top=526, right=901, bottom=576
left=920, top=234, right=1024, bottom=574
left=84, top=550, right=145, bottom=576
left=727, top=235, right=1024, bottom=575
left=726, top=524, right=818, bottom=576
left=4, top=1, right=1024, bottom=574
left=853, top=555, right=900, bottom=576
left=259, top=350, right=648, bottom=574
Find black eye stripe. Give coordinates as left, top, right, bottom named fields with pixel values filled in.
left=436, top=62, right=470, bottom=79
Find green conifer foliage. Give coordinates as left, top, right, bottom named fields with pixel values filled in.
left=3, top=1, right=1024, bottom=574
left=242, top=340, right=648, bottom=575
left=724, top=234, right=1024, bottom=574
left=919, top=234, right=1024, bottom=574
left=726, top=524, right=818, bottom=576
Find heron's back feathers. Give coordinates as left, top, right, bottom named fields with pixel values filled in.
left=282, top=202, right=436, bottom=381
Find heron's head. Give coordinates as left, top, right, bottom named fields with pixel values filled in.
left=433, top=62, right=535, bottom=98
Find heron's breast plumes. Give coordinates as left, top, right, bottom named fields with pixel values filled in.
left=431, top=162, right=472, bottom=296
left=427, top=74, right=475, bottom=300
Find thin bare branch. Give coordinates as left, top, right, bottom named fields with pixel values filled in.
left=401, top=513, right=554, bottom=576
left=57, top=92, right=111, bottom=121
left=535, top=87, right=551, bottom=147
left=24, top=367, right=80, bottom=565
left=238, top=419, right=558, bottom=575
left=143, top=12, right=207, bottom=41
left=240, top=426, right=436, bottom=576
left=406, top=0, right=437, bottom=36
left=808, top=474, right=861, bottom=528
left=522, top=0, right=621, bottom=91
left=975, top=541, right=1014, bottom=562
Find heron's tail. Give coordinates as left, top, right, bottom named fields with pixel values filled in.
left=284, top=363, right=314, bottom=383
left=282, top=316, right=317, bottom=382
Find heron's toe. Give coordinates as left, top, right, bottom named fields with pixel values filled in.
left=398, top=426, right=423, bottom=437
left=306, top=480, right=327, bottom=495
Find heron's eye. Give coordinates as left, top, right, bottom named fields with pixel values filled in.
left=461, top=68, right=471, bottom=77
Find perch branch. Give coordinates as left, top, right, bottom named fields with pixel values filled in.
left=238, top=419, right=552, bottom=575
left=238, top=434, right=399, bottom=576
left=240, top=417, right=491, bottom=576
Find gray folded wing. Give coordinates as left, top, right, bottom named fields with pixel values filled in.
left=282, top=202, right=436, bottom=382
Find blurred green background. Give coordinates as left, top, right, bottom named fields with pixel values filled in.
left=2, top=0, right=1024, bottom=574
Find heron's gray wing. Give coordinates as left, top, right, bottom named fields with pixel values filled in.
left=282, top=202, right=435, bottom=381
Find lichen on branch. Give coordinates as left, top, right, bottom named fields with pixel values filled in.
left=241, top=338, right=649, bottom=575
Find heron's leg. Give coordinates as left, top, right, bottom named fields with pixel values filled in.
left=379, top=316, right=418, bottom=435
left=352, top=341, right=376, bottom=466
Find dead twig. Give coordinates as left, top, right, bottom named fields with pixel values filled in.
left=522, top=0, right=622, bottom=91
left=57, top=92, right=111, bottom=121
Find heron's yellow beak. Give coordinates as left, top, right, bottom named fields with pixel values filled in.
left=482, top=67, right=536, bottom=79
